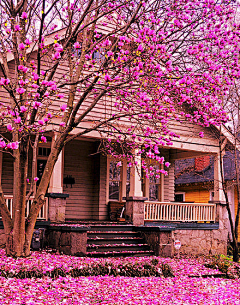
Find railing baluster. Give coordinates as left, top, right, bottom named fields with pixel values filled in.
left=1, top=196, right=47, bottom=220
left=143, top=201, right=216, bottom=222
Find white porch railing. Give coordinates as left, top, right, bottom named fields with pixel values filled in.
left=144, top=201, right=216, bottom=222
left=3, top=196, right=48, bottom=220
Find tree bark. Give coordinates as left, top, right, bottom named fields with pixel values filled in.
left=5, top=137, right=29, bottom=257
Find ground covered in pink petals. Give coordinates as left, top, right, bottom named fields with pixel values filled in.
left=0, top=276, right=240, bottom=304
left=0, top=250, right=240, bottom=304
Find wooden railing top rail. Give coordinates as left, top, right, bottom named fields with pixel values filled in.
left=144, top=201, right=216, bottom=206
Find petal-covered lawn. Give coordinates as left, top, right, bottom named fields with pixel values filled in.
left=0, top=250, right=240, bottom=304
left=0, top=249, right=223, bottom=277
left=0, top=276, right=240, bottom=304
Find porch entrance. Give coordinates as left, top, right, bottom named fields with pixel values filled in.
left=63, top=140, right=102, bottom=220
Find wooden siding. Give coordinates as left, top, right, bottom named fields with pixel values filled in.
left=234, top=188, right=240, bottom=242
left=185, top=189, right=210, bottom=203
left=1, top=152, right=14, bottom=195
left=98, top=155, right=108, bottom=220
left=63, top=140, right=101, bottom=220
left=167, top=164, right=175, bottom=202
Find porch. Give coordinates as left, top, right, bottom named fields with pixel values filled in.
left=2, top=196, right=216, bottom=224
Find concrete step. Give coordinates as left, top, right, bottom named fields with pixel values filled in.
left=87, top=225, right=135, bottom=232
left=87, top=243, right=150, bottom=252
left=88, top=231, right=141, bottom=238
left=87, top=237, right=145, bottom=245
left=86, top=250, right=155, bottom=257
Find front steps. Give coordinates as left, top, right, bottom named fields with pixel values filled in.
left=86, top=224, right=154, bottom=257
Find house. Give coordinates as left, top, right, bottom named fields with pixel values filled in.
left=175, top=152, right=240, bottom=242
left=0, top=26, right=235, bottom=257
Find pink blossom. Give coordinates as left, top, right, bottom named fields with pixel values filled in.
left=16, top=88, right=26, bottom=94
left=38, top=120, right=44, bottom=125
left=199, top=132, right=204, bottom=138
left=19, top=43, right=26, bottom=50
left=34, top=177, right=39, bottom=181
left=7, top=142, right=19, bottom=150
left=14, top=24, right=21, bottom=31
left=74, top=42, right=81, bottom=49
left=0, top=78, right=10, bottom=85
left=40, top=136, right=47, bottom=143
left=137, top=44, right=144, bottom=52
left=7, top=124, right=13, bottom=131
left=25, top=38, right=31, bottom=45
left=33, top=73, right=39, bottom=81
left=20, top=106, right=27, bottom=113
left=52, top=52, right=61, bottom=60
left=60, top=104, right=67, bottom=111
left=165, top=162, right=170, bottom=168
left=104, top=74, right=112, bottom=82
left=14, top=117, right=21, bottom=124
left=21, top=12, right=28, bottom=19
left=0, top=140, right=6, bottom=148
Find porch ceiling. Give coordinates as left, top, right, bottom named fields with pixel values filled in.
left=169, top=149, right=215, bottom=161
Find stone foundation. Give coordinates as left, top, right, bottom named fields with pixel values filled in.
left=140, top=230, right=174, bottom=257
left=47, top=193, right=69, bottom=223
left=125, top=197, right=147, bottom=226
left=173, top=228, right=228, bottom=256
left=47, top=226, right=88, bottom=256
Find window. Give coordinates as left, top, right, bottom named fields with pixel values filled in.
left=37, top=144, right=51, bottom=186
left=93, top=48, right=105, bottom=63
left=175, top=192, right=185, bottom=202
left=142, top=164, right=164, bottom=201
left=109, top=161, right=121, bottom=200
left=108, top=159, right=130, bottom=201
left=209, top=190, right=214, bottom=201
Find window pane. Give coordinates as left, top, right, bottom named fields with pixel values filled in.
left=109, top=181, right=120, bottom=200
left=109, top=162, right=121, bottom=180
left=175, top=194, right=184, bottom=202
left=149, top=184, right=159, bottom=201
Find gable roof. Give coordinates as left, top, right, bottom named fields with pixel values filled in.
left=175, top=151, right=237, bottom=185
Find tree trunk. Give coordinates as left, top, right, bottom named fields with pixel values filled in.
left=5, top=137, right=29, bottom=257
left=23, top=136, right=65, bottom=256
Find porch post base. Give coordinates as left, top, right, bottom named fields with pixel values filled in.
left=47, top=193, right=69, bottom=223
left=125, top=196, right=147, bottom=226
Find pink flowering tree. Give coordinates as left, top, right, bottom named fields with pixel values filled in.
left=0, top=0, right=239, bottom=257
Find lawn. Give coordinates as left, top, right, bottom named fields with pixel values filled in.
left=0, top=250, right=239, bottom=304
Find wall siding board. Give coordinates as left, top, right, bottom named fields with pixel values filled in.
left=2, top=153, right=14, bottom=195
left=234, top=188, right=240, bottom=242
left=168, top=164, right=175, bottom=202
left=63, top=140, right=101, bottom=220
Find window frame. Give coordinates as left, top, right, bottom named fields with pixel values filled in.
left=142, top=163, right=165, bottom=202
left=174, top=192, right=186, bottom=202
left=107, top=157, right=128, bottom=202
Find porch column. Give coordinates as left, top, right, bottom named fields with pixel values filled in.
left=129, top=151, right=143, bottom=197
left=48, top=149, right=68, bottom=223
left=48, top=150, right=63, bottom=193
left=126, top=151, right=146, bottom=226
left=214, top=153, right=225, bottom=202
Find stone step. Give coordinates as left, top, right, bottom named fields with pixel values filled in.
left=86, top=250, right=155, bottom=257
left=88, top=231, right=141, bottom=239
left=87, top=225, right=135, bottom=232
left=87, top=243, right=150, bottom=252
left=87, top=237, right=145, bottom=245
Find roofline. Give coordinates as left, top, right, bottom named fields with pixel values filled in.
left=214, top=125, right=240, bottom=151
